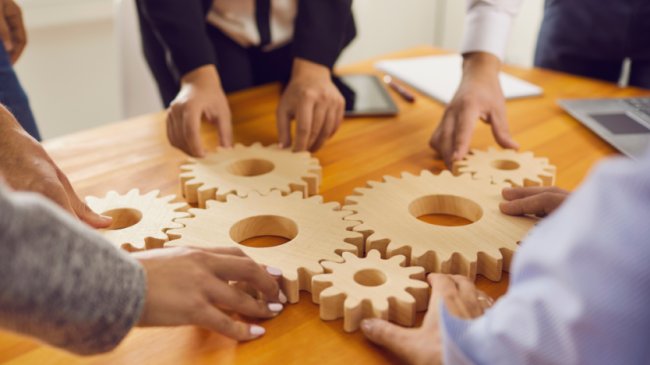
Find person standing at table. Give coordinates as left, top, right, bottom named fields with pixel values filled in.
left=430, top=0, right=650, bottom=169
left=136, top=0, right=355, bottom=156
left=0, top=0, right=40, bottom=141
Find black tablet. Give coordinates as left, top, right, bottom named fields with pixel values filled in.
left=334, top=74, right=399, bottom=117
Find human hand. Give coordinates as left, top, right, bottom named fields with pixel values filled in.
left=167, top=65, right=233, bottom=157
left=499, top=186, right=571, bottom=217
left=430, top=52, right=519, bottom=169
left=133, top=246, right=287, bottom=341
left=0, top=105, right=112, bottom=228
left=361, top=274, right=489, bottom=365
left=0, top=0, right=26, bottom=64
left=276, top=58, right=345, bottom=152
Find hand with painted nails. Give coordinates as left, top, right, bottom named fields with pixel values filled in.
left=429, top=52, right=519, bottom=170
left=276, top=58, right=345, bottom=152
left=134, top=246, right=286, bottom=341
left=167, top=65, right=233, bottom=157
left=361, top=273, right=489, bottom=365
left=500, top=186, right=571, bottom=217
left=0, top=104, right=112, bottom=229
left=0, top=0, right=26, bottom=64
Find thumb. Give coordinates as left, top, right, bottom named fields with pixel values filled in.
left=56, top=169, right=112, bottom=228
left=0, top=15, right=13, bottom=52
left=276, top=106, right=292, bottom=149
left=361, top=318, right=418, bottom=361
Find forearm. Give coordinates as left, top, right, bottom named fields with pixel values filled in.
left=460, top=0, right=523, bottom=61
left=0, top=185, right=146, bottom=355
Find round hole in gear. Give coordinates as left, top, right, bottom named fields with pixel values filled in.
left=353, top=269, right=387, bottom=287
left=101, top=208, right=143, bottom=230
left=230, top=215, right=298, bottom=248
left=408, top=195, right=483, bottom=227
left=226, top=158, right=275, bottom=177
left=490, top=159, right=520, bottom=171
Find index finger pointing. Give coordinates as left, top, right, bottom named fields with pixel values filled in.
left=293, top=100, right=314, bottom=152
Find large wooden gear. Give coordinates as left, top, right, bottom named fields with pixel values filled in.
left=343, top=170, right=538, bottom=281
left=453, top=148, right=556, bottom=187
left=312, top=250, right=429, bottom=332
left=86, top=189, right=189, bottom=251
left=166, top=190, right=364, bottom=303
left=180, top=142, right=322, bottom=208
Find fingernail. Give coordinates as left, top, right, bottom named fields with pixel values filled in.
left=278, top=143, right=284, bottom=149
left=4, top=41, right=13, bottom=51
left=100, top=215, right=113, bottom=222
left=452, top=151, right=459, bottom=160
left=266, top=267, right=282, bottom=276
left=268, top=303, right=283, bottom=312
left=360, top=319, right=375, bottom=333
left=278, top=290, right=287, bottom=304
left=250, top=325, right=265, bottom=337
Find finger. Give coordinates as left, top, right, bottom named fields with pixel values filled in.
left=451, top=107, right=480, bottom=166
left=208, top=108, right=233, bottom=149
left=0, top=12, right=13, bottom=52
left=310, top=106, right=337, bottom=152
left=6, top=2, right=25, bottom=64
left=56, top=170, right=112, bottom=228
left=502, top=186, right=570, bottom=201
left=361, top=319, right=419, bottom=362
left=275, top=105, right=292, bottom=149
left=167, top=108, right=187, bottom=153
left=499, top=192, right=568, bottom=216
left=423, top=273, right=459, bottom=329
left=205, top=277, right=282, bottom=319
left=261, top=265, right=287, bottom=303
left=489, top=105, right=520, bottom=150
left=449, top=275, right=483, bottom=318
left=307, top=102, right=327, bottom=150
left=194, top=246, right=248, bottom=257
left=202, top=254, right=281, bottom=303
left=430, top=110, right=456, bottom=169
left=330, top=100, right=344, bottom=137
left=293, top=99, right=315, bottom=151
left=193, top=305, right=266, bottom=341
left=182, top=109, right=206, bottom=157
left=43, top=181, right=78, bottom=220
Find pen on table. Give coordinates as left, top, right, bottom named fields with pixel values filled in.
left=383, top=75, right=415, bottom=103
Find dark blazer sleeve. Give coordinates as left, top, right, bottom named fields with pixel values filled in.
left=292, top=0, right=356, bottom=69
left=136, top=0, right=216, bottom=78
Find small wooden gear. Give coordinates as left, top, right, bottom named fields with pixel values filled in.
left=166, top=190, right=364, bottom=303
left=180, top=142, right=322, bottom=208
left=86, top=189, right=189, bottom=251
left=343, top=170, right=538, bottom=281
left=452, top=148, right=556, bottom=187
left=312, top=250, right=429, bottom=332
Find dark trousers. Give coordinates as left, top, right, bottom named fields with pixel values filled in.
left=0, top=44, right=40, bottom=141
left=534, top=0, right=650, bottom=89
left=140, top=21, right=293, bottom=107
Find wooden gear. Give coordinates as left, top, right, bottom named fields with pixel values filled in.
left=86, top=189, right=189, bottom=251
left=312, top=250, right=429, bottom=332
left=180, top=142, right=322, bottom=208
left=343, top=170, right=538, bottom=281
left=452, top=148, right=556, bottom=187
left=166, top=190, right=364, bottom=303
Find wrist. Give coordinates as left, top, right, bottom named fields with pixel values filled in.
left=180, top=64, right=222, bottom=89
left=291, top=58, right=331, bottom=81
left=461, top=52, right=501, bottom=80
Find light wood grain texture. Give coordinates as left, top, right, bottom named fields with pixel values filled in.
left=180, top=142, right=322, bottom=208
left=166, top=190, right=364, bottom=303
left=343, top=170, right=537, bottom=281
left=3, top=45, right=649, bottom=365
left=453, top=148, right=556, bottom=186
left=85, top=189, right=189, bottom=251
left=312, top=250, right=429, bottom=332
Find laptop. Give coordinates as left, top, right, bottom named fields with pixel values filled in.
left=557, top=97, right=650, bottom=159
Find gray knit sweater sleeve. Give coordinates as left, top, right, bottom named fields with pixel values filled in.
left=0, top=185, right=146, bottom=355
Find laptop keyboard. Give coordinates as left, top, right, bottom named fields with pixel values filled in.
left=623, top=98, right=650, bottom=117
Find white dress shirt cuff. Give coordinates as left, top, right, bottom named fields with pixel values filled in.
left=439, top=299, right=479, bottom=365
left=460, top=7, right=515, bottom=62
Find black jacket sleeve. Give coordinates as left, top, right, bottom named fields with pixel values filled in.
left=292, top=0, right=356, bottom=69
left=136, top=0, right=216, bottom=79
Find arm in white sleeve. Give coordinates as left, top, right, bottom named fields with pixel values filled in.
left=439, top=149, right=650, bottom=364
left=460, top=0, right=523, bottom=61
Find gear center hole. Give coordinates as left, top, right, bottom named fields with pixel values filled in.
left=231, top=215, right=298, bottom=248
left=490, top=159, right=520, bottom=170
left=409, top=195, right=483, bottom=227
left=227, top=159, right=275, bottom=177
left=354, top=269, right=387, bottom=287
left=101, top=208, right=143, bottom=230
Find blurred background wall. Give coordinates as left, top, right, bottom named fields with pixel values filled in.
left=13, top=0, right=544, bottom=140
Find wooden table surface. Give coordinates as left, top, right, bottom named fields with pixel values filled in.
left=2, top=46, right=649, bottom=364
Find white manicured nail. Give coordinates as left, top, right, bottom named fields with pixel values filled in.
left=268, top=303, right=283, bottom=312
left=250, top=325, right=265, bottom=337
left=278, top=290, right=287, bottom=304
left=266, top=267, right=282, bottom=276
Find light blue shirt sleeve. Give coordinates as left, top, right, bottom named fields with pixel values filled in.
left=439, top=149, right=650, bottom=365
